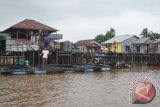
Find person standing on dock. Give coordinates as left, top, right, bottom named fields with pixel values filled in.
left=40, top=47, right=49, bottom=68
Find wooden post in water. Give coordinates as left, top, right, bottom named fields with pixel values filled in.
left=69, top=52, right=71, bottom=64
left=16, top=32, right=19, bottom=63
left=38, top=51, right=40, bottom=66
left=32, top=51, right=34, bottom=66
left=56, top=51, right=57, bottom=64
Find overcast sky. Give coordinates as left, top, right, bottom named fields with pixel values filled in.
left=0, top=0, right=160, bottom=42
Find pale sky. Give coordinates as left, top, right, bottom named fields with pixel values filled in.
left=0, top=0, right=160, bottom=42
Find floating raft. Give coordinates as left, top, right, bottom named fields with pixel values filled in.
left=0, top=65, right=112, bottom=75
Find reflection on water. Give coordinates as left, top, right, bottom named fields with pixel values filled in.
left=0, top=66, right=160, bottom=107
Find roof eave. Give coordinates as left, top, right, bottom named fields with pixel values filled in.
left=3, top=27, right=58, bottom=33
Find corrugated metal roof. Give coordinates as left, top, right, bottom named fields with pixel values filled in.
left=133, top=37, right=150, bottom=44
left=4, top=19, right=58, bottom=32
left=102, top=35, right=137, bottom=44
left=49, top=34, right=63, bottom=39
left=151, top=39, right=160, bottom=44
left=154, top=39, right=160, bottom=42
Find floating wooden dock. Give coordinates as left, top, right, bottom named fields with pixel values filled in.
left=0, top=64, right=112, bottom=75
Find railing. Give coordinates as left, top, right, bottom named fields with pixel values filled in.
left=0, top=56, right=25, bottom=66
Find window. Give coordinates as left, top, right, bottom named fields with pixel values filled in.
left=136, top=46, right=140, bottom=52
left=125, top=45, right=130, bottom=52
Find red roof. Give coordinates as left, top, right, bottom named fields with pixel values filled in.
left=4, top=19, right=58, bottom=32
left=87, top=41, right=101, bottom=47
left=75, top=39, right=94, bottom=46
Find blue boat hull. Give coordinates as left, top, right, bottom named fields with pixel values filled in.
left=101, top=67, right=111, bottom=71
left=34, top=70, right=46, bottom=75
left=12, top=70, right=27, bottom=75
left=81, top=68, right=94, bottom=72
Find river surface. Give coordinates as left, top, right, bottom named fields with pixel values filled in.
left=0, top=66, right=160, bottom=107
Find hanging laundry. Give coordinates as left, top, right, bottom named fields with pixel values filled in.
left=31, top=36, right=33, bottom=42
left=37, top=36, right=39, bottom=43
left=33, top=36, right=35, bottom=42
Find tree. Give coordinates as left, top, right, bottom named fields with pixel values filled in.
left=110, top=28, right=116, bottom=35
left=105, top=28, right=115, bottom=40
left=140, top=28, right=149, bottom=37
left=95, top=27, right=116, bottom=43
left=152, top=33, right=160, bottom=39
left=95, top=34, right=105, bottom=43
left=140, top=28, right=160, bottom=40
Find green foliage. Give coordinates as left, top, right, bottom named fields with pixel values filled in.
left=95, top=34, right=106, bottom=43
left=140, top=28, right=149, bottom=37
left=95, top=28, right=115, bottom=43
left=140, top=28, right=160, bottom=40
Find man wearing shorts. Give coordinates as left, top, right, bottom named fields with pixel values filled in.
left=40, top=47, right=49, bottom=68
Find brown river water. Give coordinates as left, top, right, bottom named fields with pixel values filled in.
left=0, top=66, right=160, bottom=107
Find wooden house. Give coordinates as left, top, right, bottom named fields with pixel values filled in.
left=148, top=39, right=160, bottom=53
left=132, top=37, right=151, bottom=53
left=60, top=41, right=78, bottom=52
left=102, top=35, right=139, bottom=53
left=75, top=39, right=101, bottom=53
left=1, top=19, right=61, bottom=52
left=0, top=33, right=11, bottom=52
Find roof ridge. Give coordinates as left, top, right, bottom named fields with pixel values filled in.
left=3, top=19, right=58, bottom=32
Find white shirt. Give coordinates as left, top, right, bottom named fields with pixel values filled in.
left=42, top=50, right=49, bottom=58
